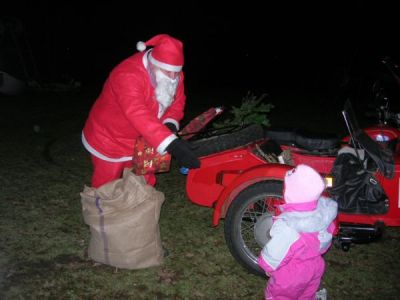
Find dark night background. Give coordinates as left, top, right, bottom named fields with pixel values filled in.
left=2, top=3, right=400, bottom=298
left=1, top=1, right=400, bottom=106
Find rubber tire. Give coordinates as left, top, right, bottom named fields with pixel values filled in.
left=224, top=181, right=283, bottom=277
left=189, top=124, right=264, bottom=157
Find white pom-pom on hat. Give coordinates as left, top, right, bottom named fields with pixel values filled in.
left=136, top=41, right=146, bottom=52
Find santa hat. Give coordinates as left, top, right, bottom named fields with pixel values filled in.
left=136, top=34, right=183, bottom=72
left=284, top=164, right=325, bottom=204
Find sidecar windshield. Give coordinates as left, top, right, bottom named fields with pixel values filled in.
left=342, top=100, right=361, bottom=148
left=342, top=100, right=395, bottom=179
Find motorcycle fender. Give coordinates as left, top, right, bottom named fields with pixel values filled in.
left=212, top=164, right=291, bottom=226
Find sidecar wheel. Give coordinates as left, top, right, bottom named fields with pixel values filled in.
left=189, top=124, right=264, bottom=157
left=224, top=181, right=284, bottom=277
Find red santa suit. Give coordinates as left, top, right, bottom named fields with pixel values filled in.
left=82, top=34, right=186, bottom=188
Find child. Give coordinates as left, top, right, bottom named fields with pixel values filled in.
left=258, top=164, right=338, bottom=300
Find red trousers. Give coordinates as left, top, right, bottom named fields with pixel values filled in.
left=90, top=155, right=156, bottom=188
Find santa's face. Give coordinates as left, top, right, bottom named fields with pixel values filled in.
left=148, top=64, right=179, bottom=116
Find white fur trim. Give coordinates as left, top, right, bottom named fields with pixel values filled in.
left=157, top=134, right=177, bottom=155
left=142, top=50, right=150, bottom=69
left=81, top=132, right=132, bottom=162
left=136, top=41, right=146, bottom=52
left=163, top=118, right=180, bottom=130
left=149, top=53, right=182, bottom=72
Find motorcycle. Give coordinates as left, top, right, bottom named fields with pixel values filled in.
left=185, top=58, right=400, bottom=277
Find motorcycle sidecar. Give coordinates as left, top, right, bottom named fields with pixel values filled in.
left=185, top=101, right=400, bottom=276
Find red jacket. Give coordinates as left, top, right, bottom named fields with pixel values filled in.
left=83, top=51, right=186, bottom=160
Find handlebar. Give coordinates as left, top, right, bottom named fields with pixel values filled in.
left=367, top=57, right=400, bottom=126
left=382, top=56, right=400, bottom=87
left=365, top=102, right=400, bottom=126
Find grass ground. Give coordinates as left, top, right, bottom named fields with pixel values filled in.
left=0, top=87, right=399, bottom=299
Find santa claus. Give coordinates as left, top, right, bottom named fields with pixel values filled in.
left=82, top=34, right=200, bottom=188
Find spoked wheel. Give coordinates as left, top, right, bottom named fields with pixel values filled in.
left=224, top=181, right=284, bottom=277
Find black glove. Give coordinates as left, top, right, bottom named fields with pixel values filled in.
left=165, top=122, right=178, bottom=133
left=166, top=138, right=201, bottom=169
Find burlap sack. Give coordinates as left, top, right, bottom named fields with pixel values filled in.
left=80, top=168, right=165, bottom=269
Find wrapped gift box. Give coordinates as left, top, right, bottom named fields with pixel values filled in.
left=131, top=107, right=224, bottom=175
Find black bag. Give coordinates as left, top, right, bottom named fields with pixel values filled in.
left=330, top=152, right=388, bottom=214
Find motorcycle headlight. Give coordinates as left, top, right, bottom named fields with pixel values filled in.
left=325, top=175, right=333, bottom=188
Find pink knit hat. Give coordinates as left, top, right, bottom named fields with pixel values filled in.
left=136, top=34, right=183, bottom=72
left=284, top=164, right=325, bottom=204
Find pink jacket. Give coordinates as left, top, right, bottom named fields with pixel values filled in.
left=258, top=197, right=337, bottom=300
left=83, top=50, right=186, bottom=160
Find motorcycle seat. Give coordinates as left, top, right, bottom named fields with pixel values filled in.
left=264, top=128, right=340, bottom=150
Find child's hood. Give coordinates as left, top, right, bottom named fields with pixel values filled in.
left=278, top=197, right=338, bottom=233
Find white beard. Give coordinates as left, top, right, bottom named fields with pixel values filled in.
left=155, top=70, right=179, bottom=118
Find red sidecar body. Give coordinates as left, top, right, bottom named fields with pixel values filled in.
left=187, top=125, right=400, bottom=225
